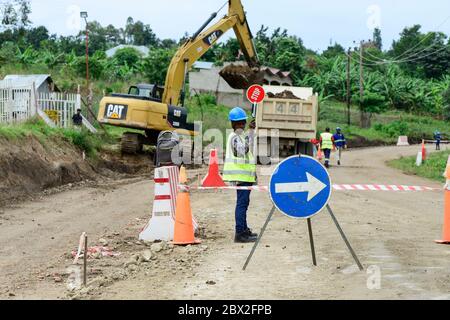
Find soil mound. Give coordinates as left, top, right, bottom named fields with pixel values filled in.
left=267, top=90, right=301, bottom=100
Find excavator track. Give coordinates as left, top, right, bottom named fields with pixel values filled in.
left=121, top=133, right=144, bottom=154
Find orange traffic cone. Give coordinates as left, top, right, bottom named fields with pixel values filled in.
left=173, top=185, right=201, bottom=245
left=317, top=145, right=324, bottom=161
left=202, top=149, right=226, bottom=188
left=436, top=157, right=450, bottom=245
left=422, top=140, right=427, bottom=162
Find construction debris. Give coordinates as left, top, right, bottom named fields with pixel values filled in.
left=267, top=90, right=302, bottom=100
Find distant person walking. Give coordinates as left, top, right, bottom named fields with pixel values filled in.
left=333, top=127, right=347, bottom=166
left=320, top=127, right=335, bottom=168
left=72, top=109, right=83, bottom=127
left=434, top=131, right=442, bottom=151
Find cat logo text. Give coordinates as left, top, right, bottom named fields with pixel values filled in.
left=105, top=104, right=128, bottom=120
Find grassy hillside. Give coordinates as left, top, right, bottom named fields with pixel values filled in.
left=0, top=118, right=115, bottom=157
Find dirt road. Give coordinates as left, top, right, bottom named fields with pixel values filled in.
left=1, top=145, right=449, bottom=300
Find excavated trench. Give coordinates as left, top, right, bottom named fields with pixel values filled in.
left=0, top=136, right=154, bottom=205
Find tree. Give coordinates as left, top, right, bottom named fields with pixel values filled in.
left=130, top=21, right=158, bottom=46
left=77, top=21, right=108, bottom=53
left=388, top=25, right=450, bottom=78
left=141, top=48, right=176, bottom=85
left=113, top=47, right=142, bottom=68
left=25, top=26, right=49, bottom=49
left=322, top=43, right=345, bottom=58
left=104, top=24, right=123, bottom=46
left=415, top=32, right=450, bottom=79
left=0, top=0, right=31, bottom=28
left=373, top=28, right=383, bottom=51
left=444, top=85, right=450, bottom=120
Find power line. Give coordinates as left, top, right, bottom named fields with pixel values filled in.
left=393, top=15, right=450, bottom=61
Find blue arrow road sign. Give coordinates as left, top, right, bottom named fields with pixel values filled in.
left=269, top=155, right=332, bottom=219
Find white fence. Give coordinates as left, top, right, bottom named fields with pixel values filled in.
left=0, top=81, right=36, bottom=124
left=0, top=81, right=88, bottom=130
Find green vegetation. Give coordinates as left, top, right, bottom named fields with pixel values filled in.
left=0, top=118, right=116, bottom=157
left=1, top=1, right=449, bottom=150
left=1, top=2, right=450, bottom=128
left=388, top=150, right=450, bottom=183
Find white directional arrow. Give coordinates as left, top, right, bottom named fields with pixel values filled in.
left=275, top=172, right=327, bottom=202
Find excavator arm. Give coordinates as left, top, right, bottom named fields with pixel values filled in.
left=162, top=0, right=261, bottom=106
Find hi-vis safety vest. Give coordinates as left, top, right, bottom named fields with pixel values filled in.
left=223, top=133, right=257, bottom=183
left=321, top=132, right=334, bottom=150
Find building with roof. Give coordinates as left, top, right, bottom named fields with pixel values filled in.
left=189, top=61, right=293, bottom=109
left=106, top=45, right=150, bottom=58
left=2, top=74, right=60, bottom=94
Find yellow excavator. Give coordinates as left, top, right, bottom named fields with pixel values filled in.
left=97, top=0, right=263, bottom=153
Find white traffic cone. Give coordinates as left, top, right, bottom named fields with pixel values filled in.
left=139, top=166, right=180, bottom=242
left=416, top=151, right=423, bottom=167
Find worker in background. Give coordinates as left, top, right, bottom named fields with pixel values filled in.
left=223, top=107, right=258, bottom=243
left=434, top=130, right=442, bottom=151
left=333, top=127, right=347, bottom=166
left=320, top=127, right=335, bottom=168
left=310, top=138, right=320, bottom=159
left=72, top=109, right=83, bottom=127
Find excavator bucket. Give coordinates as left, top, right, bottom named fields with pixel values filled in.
left=219, top=64, right=265, bottom=90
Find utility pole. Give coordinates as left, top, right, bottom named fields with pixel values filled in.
left=359, top=40, right=366, bottom=128
left=359, top=41, right=364, bottom=107
left=80, top=12, right=89, bottom=90
left=346, top=48, right=351, bottom=126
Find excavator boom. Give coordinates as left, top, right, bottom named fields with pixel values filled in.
left=162, top=0, right=262, bottom=106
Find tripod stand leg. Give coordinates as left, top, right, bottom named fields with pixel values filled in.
left=307, top=218, right=317, bottom=266
left=243, top=206, right=276, bottom=271
left=326, top=205, right=364, bottom=271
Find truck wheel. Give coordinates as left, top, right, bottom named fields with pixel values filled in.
left=121, top=133, right=144, bottom=154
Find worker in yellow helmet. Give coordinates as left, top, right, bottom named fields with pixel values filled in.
left=320, top=127, right=335, bottom=169
left=223, top=107, right=258, bottom=243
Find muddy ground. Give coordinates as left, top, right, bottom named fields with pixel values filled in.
left=1, top=145, right=449, bottom=300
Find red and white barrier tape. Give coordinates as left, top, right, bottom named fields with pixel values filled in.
left=182, top=184, right=441, bottom=192
left=332, top=184, right=440, bottom=192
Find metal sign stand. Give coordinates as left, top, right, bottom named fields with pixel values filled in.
left=243, top=204, right=364, bottom=271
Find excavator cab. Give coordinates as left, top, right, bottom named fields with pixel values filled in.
left=128, top=84, right=165, bottom=101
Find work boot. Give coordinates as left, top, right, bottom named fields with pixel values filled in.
left=245, top=228, right=258, bottom=238
left=235, top=232, right=257, bottom=243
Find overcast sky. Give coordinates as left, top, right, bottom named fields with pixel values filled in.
left=29, top=0, right=450, bottom=52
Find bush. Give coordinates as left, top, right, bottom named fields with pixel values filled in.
left=62, top=129, right=102, bottom=157
left=113, top=47, right=142, bottom=68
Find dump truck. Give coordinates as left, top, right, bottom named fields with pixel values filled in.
left=256, top=85, right=319, bottom=162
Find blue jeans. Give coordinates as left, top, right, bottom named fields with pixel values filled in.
left=235, top=182, right=253, bottom=234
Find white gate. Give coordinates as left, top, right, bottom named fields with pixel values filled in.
left=37, top=92, right=81, bottom=128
